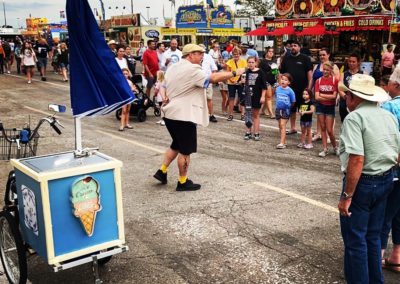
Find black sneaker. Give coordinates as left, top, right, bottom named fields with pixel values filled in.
left=209, top=115, right=217, bottom=123
left=153, top=169, right=167, bottom=184
left=244, top=132, right=252, bottom=140
left=176, top=179, right=201, bottom=191
left=41, top=77, right=47, bottom=81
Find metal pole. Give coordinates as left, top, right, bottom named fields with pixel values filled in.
left=131, top=0, right=133, bottom=14
left=2, top=0, right=6, bottom=27
left=74, top=117, right=82, bottom=152
left=146, top=6, right=150, bottom=22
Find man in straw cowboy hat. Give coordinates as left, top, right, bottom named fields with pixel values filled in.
left=153, top=44, right=245, bottom=191
left=338, top=73, right=400, bottom=283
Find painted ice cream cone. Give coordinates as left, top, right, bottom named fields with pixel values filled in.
left=80, top=211, right=95, bottom=236
left=71, top=176, right=102, bottom=237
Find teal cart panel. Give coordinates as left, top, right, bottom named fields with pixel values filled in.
left=15, top=170, right=48, bottom=261
left=49, top=170, right=119, bottom=257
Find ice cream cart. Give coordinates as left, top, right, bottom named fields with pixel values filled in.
left=1, top=150, right=128, bottom=283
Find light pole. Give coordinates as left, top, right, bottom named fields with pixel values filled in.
left=146, top=6, right=150, bottom=22
left=131, top=0, right=133, bottom=14
left=2, top=0, right=7, bottom=27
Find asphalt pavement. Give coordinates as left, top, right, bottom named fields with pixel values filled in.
left=0, top=70, right=398, bottom=283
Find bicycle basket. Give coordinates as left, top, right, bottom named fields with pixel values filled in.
left=0, top=129, right=40, bottom=160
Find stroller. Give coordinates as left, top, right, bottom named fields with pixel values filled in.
left=115, top=74, right=161, bottom=122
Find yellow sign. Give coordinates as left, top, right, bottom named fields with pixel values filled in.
left=26, top=17, right=48, bottom=32
left=212, top=28, right=244, bottom=36
left=177, top=28, right=197, bottom=35
left=161, top=28, right=177, bottom=35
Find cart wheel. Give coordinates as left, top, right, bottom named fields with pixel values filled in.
left=0, top=211, right=27, bottom=284
left=154, top=108, right=161, bottom=117
left=5, top=171, right=18, bottom=206
left=115, top=109, right=122, bottom=121
left=137, top=109, right=146, bottom=122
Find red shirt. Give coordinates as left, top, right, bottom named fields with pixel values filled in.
left=142, top=49, right=159, bottom=77
left=315, top=76, right=337, bottom=106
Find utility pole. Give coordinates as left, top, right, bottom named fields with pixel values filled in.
left=2, top=0, right=7, bottom=27
left=146, top=6, right=150, bottom=22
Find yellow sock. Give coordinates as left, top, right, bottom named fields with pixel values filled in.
left=178, top=176, right=187, bottom=184
left=160, top=164, right=168, bottom=174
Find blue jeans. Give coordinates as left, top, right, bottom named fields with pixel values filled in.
left=381, top=179, right=400, bottom=248
left=340, top=171, right=393, bottom=284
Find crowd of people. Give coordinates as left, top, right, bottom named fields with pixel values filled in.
left=106, top=38, right=399, bottom=160
left=129, top=38, right=400, bottom=283
left=0, top=37, right=69, bottom=83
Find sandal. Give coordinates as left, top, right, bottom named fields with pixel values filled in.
left=312, top=134, right=322, bottom=142
left=286, top=130, right=297, bottom=135
left=382, top=258, right=400, bottom=273
left=118, top=127, right=124, bottom=131
left=125, top=124, right=133, bottom=129
left=270, top=116, right=276, bottom=119
left=276, top=143, right=287, bottom=149
left=227, top=115, right=233, bottom=121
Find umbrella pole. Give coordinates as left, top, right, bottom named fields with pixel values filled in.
left=74, top=117, right=82, bottom=151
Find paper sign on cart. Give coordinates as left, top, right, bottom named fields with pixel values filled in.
left=70, top=176, right=102, bottom=237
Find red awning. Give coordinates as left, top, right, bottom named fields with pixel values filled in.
left=296, top=25, right=340, bottom=36
left=246, top=27, right=268, bottom=36
left=269, top=26, right=295, bottom=36
left=246, top=25, right=295, bottom=36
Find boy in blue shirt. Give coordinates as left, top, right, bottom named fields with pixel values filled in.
left=275, top=73, right=296, bottom=149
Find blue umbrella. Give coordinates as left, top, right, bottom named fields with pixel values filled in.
left=66, top=0, right=135, bottom=118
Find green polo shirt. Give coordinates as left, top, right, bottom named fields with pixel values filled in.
left=339, top=101, right=400, bottom=175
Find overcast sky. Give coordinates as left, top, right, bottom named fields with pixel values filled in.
left=0, top=0, right=236, bottom=28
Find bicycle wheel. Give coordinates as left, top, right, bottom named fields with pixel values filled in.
left=0, top=210, right=27, bottom=284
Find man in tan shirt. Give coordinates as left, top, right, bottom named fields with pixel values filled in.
left=153, top=44, right=245, bottom=191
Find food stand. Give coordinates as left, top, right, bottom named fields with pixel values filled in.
left=160, top=4, right=244, bottom=45
left=245, top=0, right=397, bottom=73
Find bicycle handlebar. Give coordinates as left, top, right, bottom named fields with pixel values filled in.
left=30, top=116, right=63, bottom=139
left=0, top=115, right=63, bottom=143
left=50, top=121, right=62, bottom=135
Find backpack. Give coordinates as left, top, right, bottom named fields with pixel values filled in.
left=2, top=43, right=11, bottom=56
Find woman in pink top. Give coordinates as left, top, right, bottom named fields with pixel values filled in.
left=382, top=44, right=395, bottom=76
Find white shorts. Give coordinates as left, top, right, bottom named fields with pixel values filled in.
left=219, top=82, right=228, bottom=91
left=205, top=84, right=213, bottom=100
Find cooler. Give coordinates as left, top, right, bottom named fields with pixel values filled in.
left=10, top=151, right=126, bottom=266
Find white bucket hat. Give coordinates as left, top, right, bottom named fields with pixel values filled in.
left=338, top=74, right=389, bottom=102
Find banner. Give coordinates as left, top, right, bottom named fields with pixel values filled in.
left=264, top=15, right=391, bottom=31
left=111, top=14, right=140, bottom=27
left=176, top=5, right=207, bottom=28
left=210, top=5, right=234, bottom=28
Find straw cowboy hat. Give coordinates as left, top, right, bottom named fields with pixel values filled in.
left=182, top=44, right=205, bottom=57
left=338, top=74, right=389, bottom=102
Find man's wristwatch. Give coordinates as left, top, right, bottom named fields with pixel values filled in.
left=231, top=71, right=236, bottom=77
left=341, top=192, right=353, bottom=200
